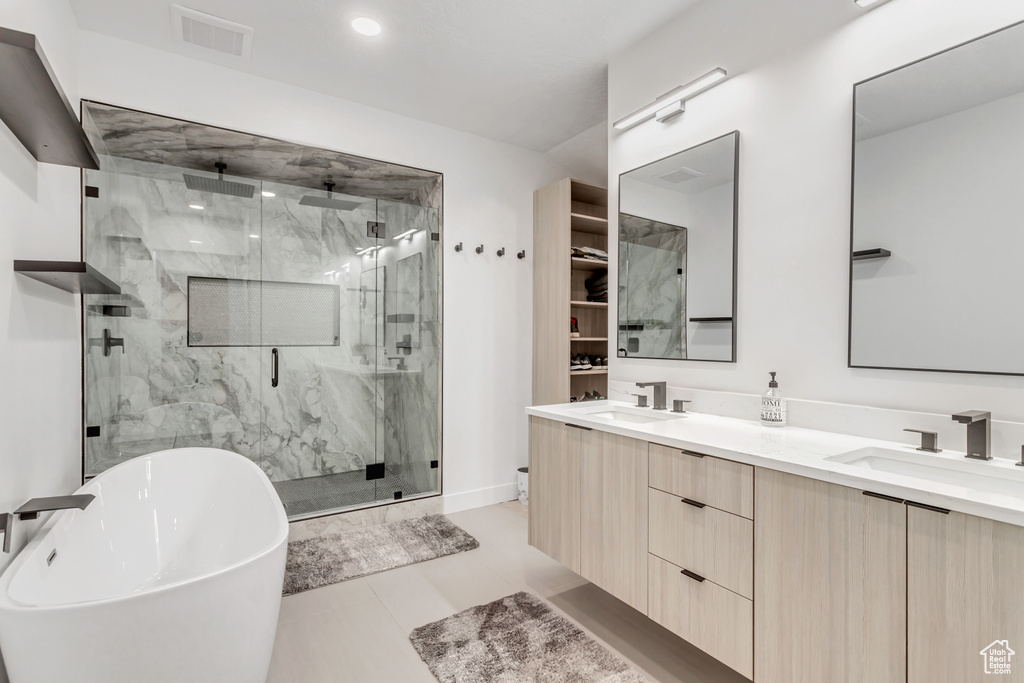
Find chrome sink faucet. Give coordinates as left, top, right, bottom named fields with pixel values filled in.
left=636, top=382, right=667, bottom=411
left=952, top=410, right=992, bottom=460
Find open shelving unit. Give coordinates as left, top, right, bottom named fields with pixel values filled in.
left=533, top=178, right=608, bottom=405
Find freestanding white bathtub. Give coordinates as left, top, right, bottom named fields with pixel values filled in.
left=0, top=447, right=288, bottom=683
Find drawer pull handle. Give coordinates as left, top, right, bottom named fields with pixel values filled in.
left=863, top=490, right=904, bottom=504
left=563, top=423, right=593, bottom=431
left=905, top=500, right=950, bottom=514
left=680, top=449, right=705, bottom=458
left=681, top=569, right=706, bottom=583
left=681, top=498, right=706, bottom=508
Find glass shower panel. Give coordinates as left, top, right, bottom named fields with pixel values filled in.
left=260, top=181, right=384, bottom=516
left=376, top=200, right=441, bottom=500
left=83, top=158, right=264, bottom=476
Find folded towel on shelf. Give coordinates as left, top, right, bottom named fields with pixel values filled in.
left=585, top=270, right=608, bottom=302
left=571, top=246, right=609, bottom=261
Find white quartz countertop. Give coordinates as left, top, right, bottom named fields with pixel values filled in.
left=526, top=400, right=1024, bottom=527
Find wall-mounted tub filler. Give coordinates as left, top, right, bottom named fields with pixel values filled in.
left=0, top=495, right=95, bottom=553
left=952, top=410, right=992, bottom=460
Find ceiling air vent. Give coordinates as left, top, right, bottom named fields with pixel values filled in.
left=659, top=166, right=705, bottom=184
left=171, top=5, right=253, bottom=59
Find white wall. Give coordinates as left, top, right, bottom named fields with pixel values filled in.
left=0, top=0, right=83, bottom=572
left=75, top=31, right=576, bottom=512
left=852, top=90, right=1024, bottom=373
left=0, top=7, right=84, bottom=682
left=608, top=0, right=1024, bottom=440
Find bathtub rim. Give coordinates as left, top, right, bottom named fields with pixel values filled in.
left=0, top=447, right=288, bottom=612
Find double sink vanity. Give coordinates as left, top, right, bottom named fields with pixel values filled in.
left=526, top=400, right=1024, bottom=682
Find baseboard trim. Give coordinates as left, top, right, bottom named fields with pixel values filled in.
left=443, top=483, right=518, bottom=514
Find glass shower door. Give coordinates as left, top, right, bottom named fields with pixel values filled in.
left=258, top=181, right=386, bottom=516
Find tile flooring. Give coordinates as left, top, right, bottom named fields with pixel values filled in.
left=266, top=502, right=748, bottom=683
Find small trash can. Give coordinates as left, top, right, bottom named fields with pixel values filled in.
left=517, top=467, right=529, bottom=505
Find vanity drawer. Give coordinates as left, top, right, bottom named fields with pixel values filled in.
left=649, top=442, right=753, bottom=519
left=648, top=487, right=752, bottom=599
left=649, top=553, right=753, bottom=679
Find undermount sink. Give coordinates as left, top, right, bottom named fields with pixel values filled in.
left=582, top=407, right=685, bottom=425
left=827, top=447, right=1024, bottom=500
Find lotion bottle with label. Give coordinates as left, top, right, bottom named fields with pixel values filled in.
left=760, top=372, right=787, bottom=427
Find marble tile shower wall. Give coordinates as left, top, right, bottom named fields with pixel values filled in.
left=84, top=158, right=440, bottom=498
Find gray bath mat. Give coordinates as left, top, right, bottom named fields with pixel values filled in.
left=409, top=591, right=648, bottom=682
left=283, top=514, right=479, bottom=595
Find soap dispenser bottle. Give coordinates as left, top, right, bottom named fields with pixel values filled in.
left=760, top=372, right=787, bottom=427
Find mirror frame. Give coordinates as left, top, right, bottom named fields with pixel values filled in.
left=617, top=130, right=740, bottom=363
left=847, top=20, right=1024, bottom=377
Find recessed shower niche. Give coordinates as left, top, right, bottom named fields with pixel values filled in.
left=80, top=102, right=442, bottom=519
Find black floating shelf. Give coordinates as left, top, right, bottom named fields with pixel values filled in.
left=0, top=27, right=99, bottom=169
left=14, top=261, right=120, bottom=295
left=852, top=248, right=891, bottom=261
left=689, top=317, right=734, bottom=323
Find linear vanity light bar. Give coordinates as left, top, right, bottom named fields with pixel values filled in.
left=613, top=67, right=728, bottom=131
left=855, top=0, right=892, bottom=7
left=356, top=246, right=380, bottom=256
left=392, top=229, right=419, bottom=241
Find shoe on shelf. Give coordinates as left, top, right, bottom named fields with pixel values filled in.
left=570, top=317, right=580, bottom=338
left=592, top=389, right=606, bottom=400
left=577, top=354, right=592, bottom=370
left=581, top=391, right=595, bottom=402
left=601, top=356, right=609, bottom=368
left=570, top=355, right=583, bottom=371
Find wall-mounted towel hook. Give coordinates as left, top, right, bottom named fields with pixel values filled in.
left=475, top=245, right=484, bottom=254
left=517, top=250, right=526, bottom=259
left=454, top=242, right=463, bottom=252
left=496, top=247, right=506, bottom=257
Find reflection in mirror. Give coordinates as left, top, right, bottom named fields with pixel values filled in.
left=618, top=131, right=738, bottom=361
left=850, top=21, right=1024, bottom=375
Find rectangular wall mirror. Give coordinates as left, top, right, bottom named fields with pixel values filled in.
left=850, top=20, right=1024, bottom=376
left=618, top=131, right=738, bottom=361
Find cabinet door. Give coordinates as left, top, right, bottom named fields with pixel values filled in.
left=755, top=468, right=907, bottom=683
left=908, top=506, right=1024, bottom=683
left=580, top=430, right=648, bottom=613
left=528, top=417, right=582, bottom=573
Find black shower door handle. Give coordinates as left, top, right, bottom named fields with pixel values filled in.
left=271, top=348, right=279, bottom=388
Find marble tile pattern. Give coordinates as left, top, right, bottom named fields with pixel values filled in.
left=618, top=213, right=687, bottom=359
left=82, top=102, right=441, bottom=209
left=83, top=142, right=442, bottom=515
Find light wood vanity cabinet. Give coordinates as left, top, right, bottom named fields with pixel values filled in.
left=754, top=468, right=907, bottom=683
left=528, top=417, right=582, bottom=573
left=528, top=418, right=647, bottom=612
left=531, top=416, right=1024, bottom=683
left=647, top=445, right=755, bottom=678
left=907, top=506, right=1024, bottom=683
left=580, top=430, right=648, bottom=614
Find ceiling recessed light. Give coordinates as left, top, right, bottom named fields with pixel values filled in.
left=352, top=17, right=381, bottom=36
left=188, top=204, right=204, bottom=210
left=261, top=191, right=275, bottom=198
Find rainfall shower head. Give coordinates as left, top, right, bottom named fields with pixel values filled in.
left=183, top=162, right=256, bottom=199
left=299, top=180, right=362, bottom=211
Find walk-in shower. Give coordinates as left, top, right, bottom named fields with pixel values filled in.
left=80, top=102, right=442, bottom=519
